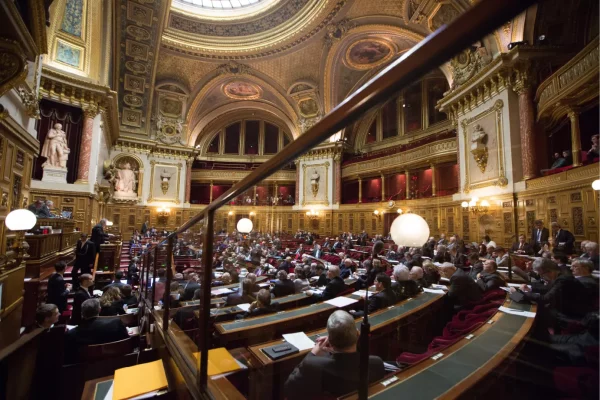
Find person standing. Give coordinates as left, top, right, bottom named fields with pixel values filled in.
left=551, top=222, right=575, bottom=255
left=141, top=220, right=149, bottom=236
left=46, top=262, right=71, bottom=313
left=72, top=233, right=95, bottom=289
left=530, top=220, right=550, bottom=254
left=91, top=218, right=110, bottom=255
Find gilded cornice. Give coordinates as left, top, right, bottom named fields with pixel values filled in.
left=535, top=37, right=599, bottom=128
left=114, top=137, right=195, bottom=160
left=162, top=0, right=347, bottom=59
left=0, top=106, right=40, bottom=154
left=298, top=142, right=347, bottom=161
left=39, top=67, right=119, bottom=145
left=0, top=0, right=39, bottom=60
left=524, top=164, right=598, bottom=194
left=341, top=138, right=457, bottom=178
left=191, top=170, right=296, bottom=183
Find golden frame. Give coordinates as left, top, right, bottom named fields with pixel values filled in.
left=344, top=38, right=396, bottom=71
left=112, top=153, right=144, bottom=203
left=148, top=160, right=182, bottom=204
left=461, top=99, right=508, bottom=193
left=301, top=162, right=330, bottom=207
left=54, top=38, right=85, bottom=70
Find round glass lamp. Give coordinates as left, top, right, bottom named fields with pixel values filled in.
left=592, top=179, right=600, bottom=191
left=389, top=213, right=430, bottom=247
left=5, top=209, right=37, bottom=231
left=237, top=218, right=253, bottom=234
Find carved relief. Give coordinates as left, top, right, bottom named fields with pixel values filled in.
left=324, top=18, right=355, bottom=47
left=450, top=44, right=492, bottom=89
left=570, top=192, right=582, bottom=202
left=469, top=124, right=488, bottom=173
left=216, top=61, right=251, bottom=76
left=549, top=209, right=558, bottom=223
left=504, top=212, right=512, bottom=234
left=0, top=39, right=27, bottom=98
left=526, top=211, right=536, bottom=233
left=572, top=207, right=584, bottom=235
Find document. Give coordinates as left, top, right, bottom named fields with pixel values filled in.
left=423, top=288, right=446, bottom=294
left=282, top=332, right=315, bottom=351
left=236, top=303, right=251, bottom=312
left=211, top=288, right=234, bottom=295
left=352, top=290, right=368, bottom=297
left=325, top=296, right=359, bottom=308
left=431, top=284, right=448, bottom=290
left=498, top=306, right=536, bottom=318
left=113, top=360, right=168, bottom=400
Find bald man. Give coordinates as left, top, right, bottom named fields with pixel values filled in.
left=307, top=265, right=345, bottom=301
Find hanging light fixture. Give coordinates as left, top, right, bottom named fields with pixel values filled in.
left=237, top=218, right=253, bottom=234
left=389, top=213, right=430, bottom=247
left=461, top=197, right=490, bottom=214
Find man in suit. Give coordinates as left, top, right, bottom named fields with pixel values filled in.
left=552, top=222, right=576, bottom=255
left=64, top=298, right=129, bottom=363
left=314, top=264, right=328, bottom=287
left=91, top=219, right=110, bottom=255
left=70, top=274, right=93, bottom=325
left=351, top=273, right=397, bottom=317
left=312, top=243, right=323, bottom=259
left=307, top=265, right=346, bottom=301
left=433, top=245, right=452, bottom=263
left=28, top=199, right=52, bottom=218
left=141, top=220, right=149, bottom=236
left=530, top=220, right=550, bottom=254
left=476, top=260, right=506, bottom=291
left=278, top=256, right=293, bottom=273
left=339, top=258, right=353, bottom=280
left=272, top=270, right=295, bottom=297
left=46, top=262, right=71, bottom=313
left=332, top=237, right=342, bottom=251
left=570, top=259, right=599, bottom=302
left=439, top=263, right=483, bottom=307
left=225, top=279, right=256, bottom=306
left=72, top=234, right=95, bottom=289
left=284, top=310, right=385, bottom=399
left=511, top=234, right=534, bottom=255
left=437, top=233, right=448, bottom=246
left=584, top=241, right=599, bottom=270
left=104, top=270, right=126, bottom=293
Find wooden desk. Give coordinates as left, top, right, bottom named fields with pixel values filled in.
left=245, top=292, right=446, bottom=400
left=340, top=299, right=536, bottom=400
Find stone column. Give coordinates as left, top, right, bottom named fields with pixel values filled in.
left=516, top=85, right=537, bottom=180
left=430, top=164, right=437, bottom=197
left=568, top=108, right=582, bottom=167
left=295, top=163, right=300, bottom=204
left=380, top=173, right=385, bottom=202
left=334, top=155, right=341, bottom=204
left=76, top=107, right=98, bottom=183
left=209, top=181, right=214, bottom=203
left=405, top=170, right=410, bottom=199
left=358, top=177, right=362, bottom=204
left=253, top=185, right=257, bottom=205
left=274, top=183, right=279, bottom=204
left=185, top=159, right=192, bottom=203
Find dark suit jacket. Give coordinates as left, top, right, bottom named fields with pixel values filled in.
left=530, top=227, right=550, bottom=247
left=477, top=272, right=506, bottom=291
left=91, top=224, right=109, bottom=254
left=392, top=280, right=422, bottom=299
left=576, top=275, right=599, bottom=302
left=70, top=288, right=91, bottom=325
left=316, top=276, right=345, bottom=301
left=47, top=273, right=69, bottom=313
left=339, top=266, right=352, bottom=280
left=354, top=288, right=398, bottom=316
left=73, top=240, right=95, bottom=280
left=100, top=301, right=125, bottom=316
left=524, top=273, right=590, bottom=317
left=64, top=317, right=129, bottom=363
left=122, top=295, right=138, bottom=307
left=225, top=292, right=255, bottom=306
left=451, top=253, right=467, bottom=269
left=468, top=262, right=484, bottom=280
left=554, top=229, right=576, bottom=254
left=272, top=279, right=295, bottom=297
left=510, top=242, right=534, bottom=255
left=239, top=303, right=280, bottom=319
left=285, top=351, right=385, bottom=400
left=448, top=268, right=483, bottom=306
left=278, top=261, right=293, bottom=273
left=433, top=252, right=452, bottom=263
left=316, top=273, right=328, bottom=287
left=180, top=281, right=201, bottom=301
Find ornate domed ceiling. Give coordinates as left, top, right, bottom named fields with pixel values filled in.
left=172, top=0, right=280, bottom=21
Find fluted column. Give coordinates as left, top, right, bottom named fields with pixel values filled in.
left=274, top=183, right=279, bottom=204
left=380, top=173, right=385, bottom=202
left=253, top=185, right=257, bottom=205
left=76, top=107, right=98, bottom=183
left=405, top=170, right=411, bottom=199
left=568, top=108, right=582, bottom=167
left=430, top=164, right=437, bottom=197
left=334, top=155, right=341, bottom=204
left=358, top=177, right=362, bottom=204
left=295, top=163, right=300, bottom=204
left=209, top=181, right=213, bottom=203
left=516, top=85, right=537, bottom=180
left=185, top=159, right=192, bottom=203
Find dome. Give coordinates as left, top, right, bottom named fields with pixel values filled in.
left=172, top=0, right=280, bottom=21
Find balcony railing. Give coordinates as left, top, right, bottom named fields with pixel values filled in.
left=137, top=0, right=541, bottom=398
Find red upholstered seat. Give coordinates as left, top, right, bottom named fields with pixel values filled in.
left=553, top=367, right=599, bottom=398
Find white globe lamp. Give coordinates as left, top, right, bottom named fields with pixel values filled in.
left=5, top=209, right=37, bottom=262
left=592, top=179, right=600, bottom=191
left=237, top=218, right=253, bottom=234
left=389, top=213, right=430, bottom=247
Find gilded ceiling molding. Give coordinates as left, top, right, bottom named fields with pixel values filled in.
left=322, top=24, right=425, bottom=113
left=114, top=137, right=195, bottom=161
left=161, top=0, right=348, bottom=59
left=39, top=66, right=119, bottom=145
left=191, top=170, right=296, bottom=183
left=0, top=39, right=28, bottom=98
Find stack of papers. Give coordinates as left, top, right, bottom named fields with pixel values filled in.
left=282, top=332, right=315, bottom=351
left=325, top=296, right=359, bottom=308
left=236, top=303, right=251, bottom=312
left=498, top=306, right=536, bottom=318
left=423, top=288, right=446, bottom=294
left=431, top=284, right=447, bottom=290
left=352, top=290, right=369, bottom=297
left=211, top=288, right=234, bottom=295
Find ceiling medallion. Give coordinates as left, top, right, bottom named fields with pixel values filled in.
left=345, top=38, right=396, bottom=71
left=125, top=61, right=148, bottom=74
left=125, top=25, right=151, bottom=41
left=123, top=94, right=144, bottom=108
left=222, top=81, right=262, bottom=100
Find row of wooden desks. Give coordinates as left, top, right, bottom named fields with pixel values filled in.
left=341, top=299, right=536, bottom=399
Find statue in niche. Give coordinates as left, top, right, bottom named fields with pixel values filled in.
left=310, top=169, right=320, bottom=198
left=160, top=169, right=174, bottom=195
left=470, top=124, right=488, bottom=173
left=41, top=123, right=70, bottom=169
left=114, top=162, right=138, bottom=199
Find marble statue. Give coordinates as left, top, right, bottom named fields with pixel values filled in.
left=41, top=123, right=70, bottom=169
left=470, top=124, right=489, bottom=173
left=310, top=169, right=320, bottom=198
left=114, top=162, right=137, bottom=198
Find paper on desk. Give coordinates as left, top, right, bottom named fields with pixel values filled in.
left=507, top=283, right=531, bottom=289
left=352, top=290, right=368, bottom=297
left=499, top=287, right=512, bottom=293
left=258, top=282, right=270, bottom=288
left=93, top=290, right=103, bottom=296
left=310, top=289, right=323, bottom=295
left=431, top=284, right=447, bottom=290
left=103, top=382, right=113, bottom=400
left=325, top=296, right=359, bottom=308
left=127, top=326, right=140, bottom=336
left=211, top=288, right=234, bottom=295
left=282, top=332, right=315, bottom=351
left=423, top=288, right=446, bottom=294
left=498, top=306, right=536, bottom=318
left=236, top=303, right=251, bottom=312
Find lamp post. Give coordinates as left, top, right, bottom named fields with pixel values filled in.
left=5, top=209, right=37, bottom=265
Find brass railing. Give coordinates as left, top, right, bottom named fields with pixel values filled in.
left=139, top=0, right=541, bottom=398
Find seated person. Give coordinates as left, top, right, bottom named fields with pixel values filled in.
left=393, top=265, right=422, bottom=298
left=293, top=267, right=310, bottom=293
left=120, top=284, right=138, bottom=308
left=272, top=270, right=296, bottom=297
left=421, top=260, right=441, bottom=287
left=584, top=241, right=599, bottom=270
left=408, top=266, right=427, bottom=289
left=586, top=134, right=599, bottom=163
left=284, top=310, right=385, bottom=400
left=64, top=299, right=129, bottom=363
left=511, top=234, right=534, bottom=255
left=449, top=246, right=467, bottom=269
left=71, top=274, right=93, bottom=325
left=226, top=279, right=256, bottom=306
left=467, top=253, right=484, bottom=280
left=99, top=286, right=125, bottom=316
left=46, top=261, right=71, bottom=314
left=351, top=273, right=397, bottom=317
left=306, top=265, right=345, bottom=301
left=240, top=289, right=279, bottom=319
left=495, top=247, right=510, bottom=269
left=104, top=270, right=126, bottom=293
left=552, top=253, right=573, bottom=276
left=439, top=263, right=483, bottom=307
left=570, top=259, right=599, bottom=302
left=215, top=272, right=232, bottom=286
left=561, top=149, right=573, bottom=166
left=278, top=256, right=293, bottom=273
left=313, top=264, right=328, bottom=287
left=173, top=289, right=201, bottom=330
left=180, top=274, right=201, bottom=301
left=339, top=258, right=354, bottom=280
left=549, top=152, right=566, bottom=169
left=24, top=303, right=60, bottom=334
left=476, top=260, right=506, bottom=291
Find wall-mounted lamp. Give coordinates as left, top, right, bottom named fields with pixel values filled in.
left=373, top=210, right=384, bottom=219
left=249, top=211, right=256, bottom=217
left=461, top=197, right=490, bottom=214
left=157, top=206, right=171, bottom=225
left=397, top=208, right=403, bottom=214
left=592, top=179, right=600, bottom=191
left=228, top=210, right=234, bottom=216
left=306, top=209, right=320, bottom=220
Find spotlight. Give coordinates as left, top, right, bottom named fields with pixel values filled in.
left=508, top=40, right=528, bottom=50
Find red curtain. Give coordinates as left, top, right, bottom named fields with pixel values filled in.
left=363, top=177, right=381, bottom=203
left=386, top=174, right=406, bottom=200
left=342, top=181, right=359, bottom=204
left=438, top=164, right=459, bottom=196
